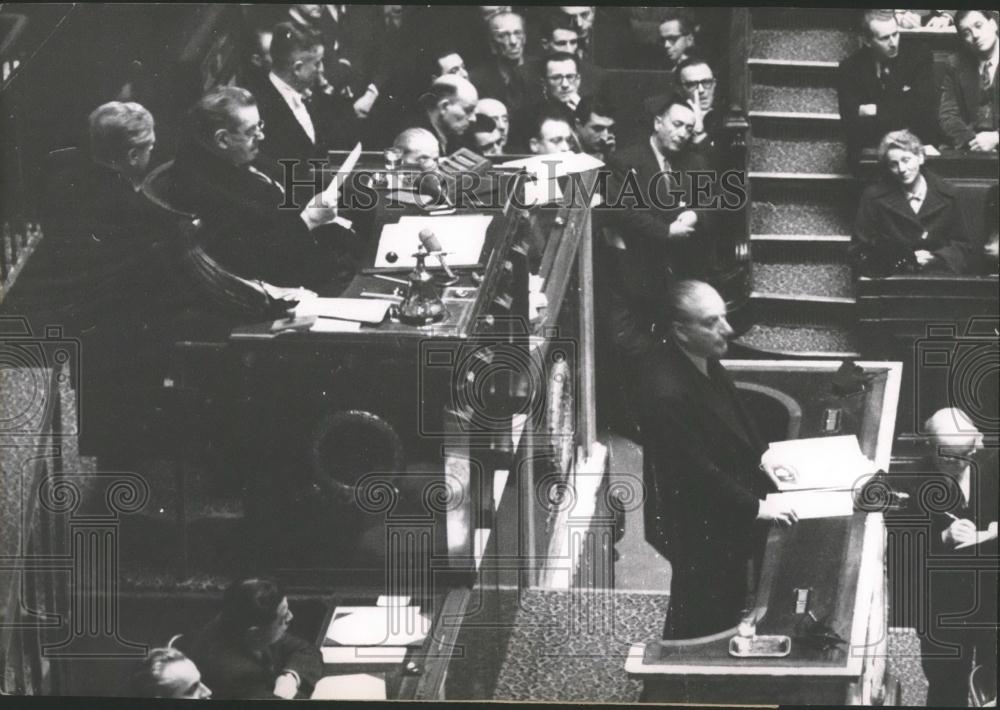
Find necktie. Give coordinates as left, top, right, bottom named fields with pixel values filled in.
left=983, top=61, right=994, bottom=91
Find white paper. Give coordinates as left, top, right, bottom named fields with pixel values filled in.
left=765, top=490, right=855, bottom=519
left=312, top=141, right=362, bottom=208
left=761, top=435, right=876, bottom=491
left=308, top=318, right=361, bottom=333
left=374, top=215, right=492, bottom=268
left=295, top=297, right=391, bottom=323
left=498, top=151, right=604, bottom=178
left=321, top=646, right=407, bottom=664
left=312, top=674, right=387, bottom=700
left=376, top=595, right=411, bottom=607
left=326, top=606, right=431, bottom=647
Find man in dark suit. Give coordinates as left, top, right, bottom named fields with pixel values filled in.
left=940, top=10, right=999, bottom=151
left=916, top=408, right=998, bottom=707
left=600, top=95, right=717, bottom=364
left=853, top=129, right=971, bottom=276
left=171, top=86, right=347, bottom=290
left=469, top=11, right=538, bottom=119
left=255, top=23, right=352, bottom=182
left=527, top=17, right=604, bottom=101
left=837, top=10, right=938, bottom=167
left=639, top=281, right=797, bottom=639
left=183, top=577, right=322, bottom=700
left=2, top=101, right=182, bottom=463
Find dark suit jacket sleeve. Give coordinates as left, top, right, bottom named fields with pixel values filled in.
left=902, top=47, right=940, bottom=144
left=274, top=633, right=323, bottom=697
left=605, top=153, right=682, bottom=250
left=932, top=197, right=970, bottom=274
left=837, top=55, right=866, bottom=148
left=939, top=59, right=976, bottom=148
left=645, top=392, right=762, bottom=525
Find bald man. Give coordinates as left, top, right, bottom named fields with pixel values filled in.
left=414, top=74, right=479, bottom=155
left=916, top=408, right=997, bottom=707
left=393, top=127, right=440, bottom=170
left=476, top=98, right=510, bottom=152
left=639, top=280, right=798, bottom=639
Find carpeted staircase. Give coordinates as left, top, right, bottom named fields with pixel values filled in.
left=735, top=8, right=862, bottom=358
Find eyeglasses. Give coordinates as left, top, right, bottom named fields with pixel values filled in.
left=682, top=78, right=716, bottom=89
left=234, top=120, right=265, bottom=138
left=547, top=73, right=580, bottom=84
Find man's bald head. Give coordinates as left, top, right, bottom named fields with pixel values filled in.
left=924, top=408, right=984, bottom=476
left=393, top=127, right=440, bottom=169
left=426, top=75, right=479, bottom=136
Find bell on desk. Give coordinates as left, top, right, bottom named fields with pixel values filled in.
left=398, top=245, right=446, bottom=325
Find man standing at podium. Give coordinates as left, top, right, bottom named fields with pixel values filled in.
left=639, top=281, right=798, bottom=639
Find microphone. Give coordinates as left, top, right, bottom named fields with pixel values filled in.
left=418, top=228, right=457, bottom=284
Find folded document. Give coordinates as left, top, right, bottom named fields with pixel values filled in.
left=761, top=435, right=876, bottom=491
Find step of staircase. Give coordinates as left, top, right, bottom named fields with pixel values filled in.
left=750, top=63, right=840, bottom=115
left=750, top=28, right=855, bottom=64
left=732, top=322, right=860, bottom=359
left=751, top=233, right=851, bottom=265
left=752, top=262, right=854, bottom=299
left=750, top=121, right=849, bottom=174
left=751, top=192, right=855, bottom=237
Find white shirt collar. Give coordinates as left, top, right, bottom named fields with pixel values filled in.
left=269, top=72, right=307, bottom=106
left=907, top=174, right=927, bottom=202
left=649, top=135, right=669, bottom=172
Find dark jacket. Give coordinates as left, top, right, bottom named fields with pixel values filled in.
left=469, top=57, right=541, bottom=116
left=939, top=49, right=1000, bottom=148
left=184, top=616, right=323, bottom=700
left=837, top=43, right=939, bottom=162
left=254, top=73, right=352, bottom=180
left=599, top=140, right=716, bottom=361
left=638, top=338, right=775, bottom=637
left=170, top=139, right=337, bottom=289
left=853, top=170, right=970, bottom=276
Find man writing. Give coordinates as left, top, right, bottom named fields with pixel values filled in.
left=640, top=281, right=798, bottom=639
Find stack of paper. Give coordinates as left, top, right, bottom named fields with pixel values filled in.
left=311, top=673, right=387, bottom=700
left=764, top=490, right=855, bottom=520
left=324, top=605, right=431, bottom=647
left=760, top=435, right=876, bottom=491
left=293, top=297, right=391, bottom=324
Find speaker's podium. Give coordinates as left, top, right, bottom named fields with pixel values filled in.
left=626, top=360, right=904, bottom=706
left=224, top=155, right=603, bottom=697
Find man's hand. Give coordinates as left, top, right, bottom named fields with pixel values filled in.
left=942, top=517, right=978, bottom=547
left=757, top=498, right=799, bottom=527
left=667, top=210, right=698, bottom=238
left=914, top=249, right=936, bottom=267
left=968, top=131, right=1000, bottom=152
left=300, top=199, right=338, bottom=231
left=353, top=89, right=378, bottom=119
left=273, top=672, right=299, bottom=700
left=858, top=104, right=877, bottom=117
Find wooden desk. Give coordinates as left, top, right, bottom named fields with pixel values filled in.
left=625, top=360, right=902, bottom=705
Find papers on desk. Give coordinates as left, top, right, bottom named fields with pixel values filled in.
left=375, top=215, right=493, bottom=268
left=765, top=490, right=855, bottom=519
left=294, top=297, right=391, bottom=324
left=325, top=605, right=431, bottom=647
left=321, top=646, right=407, bottom=664
left=761, top=435, right=876, bottom=491
left=498, top=152, right=604, bottom=207
left=312, top=673, right=387, bottom=700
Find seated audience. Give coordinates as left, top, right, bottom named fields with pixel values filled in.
left=255, top=23, right=348, bottom=180
left=837, top=10, right=938, bottom=166
left=853, top=129, right=970, bottom=276
left=530, top=16, right=604, bottom=99
left=539, top=51, right=586, bottom=115
left=412, top=75, right=479, bottom=155
left=469, top=11, right=538, bottom=117
left=184, top=577, right=322, bottom=700
left=476, top=98, right=511, bottom=152
left=573, top=95, right=617, bottom=160
left=602, top=94, right=713, bottom=364
left=940, top=10, right=999, bottom=151
left=528, top=111, right=576, bottom=155
left=133, top=647, right=212, bottom=699
left=430, top=46, right=470, bottom=82
left=916, top=408, right=998, bottom=707
left=171, top=86, right=347, bottom=290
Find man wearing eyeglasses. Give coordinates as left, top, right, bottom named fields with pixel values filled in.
left=913, top=408, right=998, bottom=706
left=469, top=11, right=539, bottom=117
left=171, top=86, right=345, bottom=291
